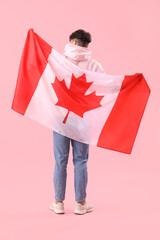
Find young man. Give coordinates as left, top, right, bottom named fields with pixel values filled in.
left=50, top=29, right=105, bottom=215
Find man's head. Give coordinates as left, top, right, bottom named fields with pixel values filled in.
left=69, top=29, right=91, bottom=48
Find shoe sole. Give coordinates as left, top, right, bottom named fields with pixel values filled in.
left=74, top=208, right=93, bottom=215
left=50, top=205, right=65, bottom=214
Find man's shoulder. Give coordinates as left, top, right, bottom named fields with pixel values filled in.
left=88, top=57, right=105, bottom=74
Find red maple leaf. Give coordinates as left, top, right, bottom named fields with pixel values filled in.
left=51, top=73, right=104, bottom=124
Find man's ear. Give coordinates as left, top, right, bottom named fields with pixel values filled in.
left=74, top=39, right=78, bottom=45
left=70, top=39, right=77, bottom=45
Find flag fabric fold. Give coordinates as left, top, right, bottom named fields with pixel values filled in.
left=11, top=28, right=151, bottom=154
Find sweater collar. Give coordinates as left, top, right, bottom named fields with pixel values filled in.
left=64, top=43, right=91, bottom=61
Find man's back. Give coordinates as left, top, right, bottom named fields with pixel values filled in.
left=52, top=31, right=103, bottom=214
left=64, top=43, right=105, bottom=73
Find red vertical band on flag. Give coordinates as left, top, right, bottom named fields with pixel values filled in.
left=11, top=28, right=52, bottom=115
left=97, top=73, right=151, bottom=154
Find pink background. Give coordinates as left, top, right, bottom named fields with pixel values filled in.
left=0, top=0, right=159, bottom=239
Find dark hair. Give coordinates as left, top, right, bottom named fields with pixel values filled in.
left=69, top=29, right=91, bottom=47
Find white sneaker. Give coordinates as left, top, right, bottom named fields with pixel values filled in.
left=49, top=201, right=64, bottom=214
left=74, top=202, right=93, bottom=215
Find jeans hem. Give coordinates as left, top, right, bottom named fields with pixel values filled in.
left=76, top=199, right=86, bottom=202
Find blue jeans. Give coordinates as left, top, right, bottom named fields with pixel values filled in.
left=53, top=131, right=89, bottom=202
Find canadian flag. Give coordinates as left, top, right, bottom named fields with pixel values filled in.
left=11, top=28, right=151, bottom=154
